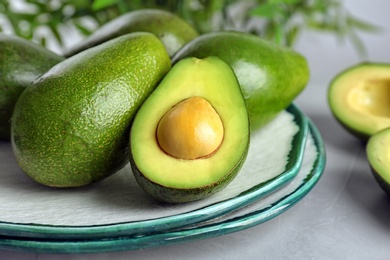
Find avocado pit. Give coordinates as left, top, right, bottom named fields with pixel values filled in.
left=156, top=96, right=224, bottom=160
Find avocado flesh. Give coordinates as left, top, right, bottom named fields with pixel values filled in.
left=11, top=32, right=171, bottom=187
left=172, top=31, right=309, bottom=131
left=367, top=128, right=390, bottom=195
left=130, top=57, right=249, bottom=203
left=328, top=63, right=390, bottom=140
left=0, top=33, right=64, bottom=140
left=64, top=9, right=198, bottom=58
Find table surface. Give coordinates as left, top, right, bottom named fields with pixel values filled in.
left=2, top=0, right=390, bottom=259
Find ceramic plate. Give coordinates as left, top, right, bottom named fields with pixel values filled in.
left=0, top=118, right=325, bottom=253
left=0, top=104, right=308, bottom=240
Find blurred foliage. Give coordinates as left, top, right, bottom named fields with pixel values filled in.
left=0, top=0, right=380, bottom=54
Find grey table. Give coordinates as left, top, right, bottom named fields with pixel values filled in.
left=2, top=0, right=390, bottom=259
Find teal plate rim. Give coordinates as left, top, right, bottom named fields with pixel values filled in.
left=0, top=104, right=308, bottom=241
left=0, top=117, right=326, bottom=254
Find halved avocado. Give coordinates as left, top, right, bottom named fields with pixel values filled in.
left=129, top=57, right=249, bottom=203
left=366, top=128, right=390, bottom=196
left=328, top=62, right=390, bottom=141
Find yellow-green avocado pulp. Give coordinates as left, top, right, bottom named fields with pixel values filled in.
left=328, top=62, right=390, bottom=140
left=129, top=57, right=250, bottom=203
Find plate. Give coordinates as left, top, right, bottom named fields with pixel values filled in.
left=0, top=104, right=308, bottom=240
left=0, top=118, right=325, bottom=254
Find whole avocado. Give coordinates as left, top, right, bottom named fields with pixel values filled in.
left=0, top=33, right=64, bottom=140
left=172, top=31, right=309, bottom=131
left=64, top=9, right=199, bottom=58
left=11, top=32, right=171, bottom=187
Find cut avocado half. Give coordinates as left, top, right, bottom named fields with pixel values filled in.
left=328, top=63, right=390, bottom=140
left=129, top=57, right=250, bottom=203
left=367, top=128, right=390, bottom=196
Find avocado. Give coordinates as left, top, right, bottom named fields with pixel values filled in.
left=129, top=57, right=249, bottom=203
left=11, top=32, right=171, bottom=187
left=64, top=9, right=199, bottom=58
left=0, top=33, right=64, bottom=140
left=172, top=31, right=309, bottom=131
left=367, top=128, right=390, bottom=195
left=328, top=63, right=390, bottom=141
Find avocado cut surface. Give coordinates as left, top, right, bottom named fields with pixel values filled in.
left=11, top=32, right=171, bottom=187
left=0, top=33, right=64, bottom=140
left=172, top=31, right=309, bottom=131
left=367, top=128, right=390, bottom=195
left=328, top=63, right=390, bottom=140
left=64, top=9, right=198, bottom=58
left=130, top=57, right=250, bottom=203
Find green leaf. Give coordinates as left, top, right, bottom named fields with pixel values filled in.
left=273, top=23, right=284, bottom=45
left=269, top=0, right=300, bottom=4
left=40, top=36, right=46, bottom=47
left=67, top=0, right=92, bottom=9
left=250, top=3, right=281, bottom=18
left=117, top=0, right=132, bottom=14
left=47, top=23, right=62, bottom=45
left=348, top=31, right=367, bottom=58
left=73, top=20, right=93, bottom=36
left=92, top=0, right=119, bottom=11
left=285, top=25, right=300, bottom=46
left=347, top=15, right=382, bottom=32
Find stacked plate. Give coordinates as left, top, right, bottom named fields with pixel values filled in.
left=0, top=104, right=326, bottom=253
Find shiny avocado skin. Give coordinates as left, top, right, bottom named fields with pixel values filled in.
left=172, top=31, right=309, bottom=131
left=11, top=32, right=171, bottom=187
left=0, top=33, right=64, bottom=140
left=64, top=9, right=199, bottom=58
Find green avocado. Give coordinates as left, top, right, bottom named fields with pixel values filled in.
left=328, top=62, right=390, bottom=141
left=367, top=128, right=390, bottom=196
left=172, top=31, right=309, bottom=131
left=0, top=33, right=64, bottom=140
left=129, top=57, right=249, bottom=203
left=64, top=9, right=199, bottom=58
left=11, top=32, right=171, bottom=187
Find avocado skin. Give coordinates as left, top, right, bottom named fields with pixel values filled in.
left=172, top=31, right=309, bottom=131
left=332, top=117, right=370, bottom=142
left=366, top=128, right=390, bottom=196
left=64, top=9, right=199, bottom=58
left=11, top=32, right=171, bottom=187
left=370, top=165, right=390, bottom=196
left=130, top=141, right=249, bottom=204
left=0, top=34, right=64, bottom=140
